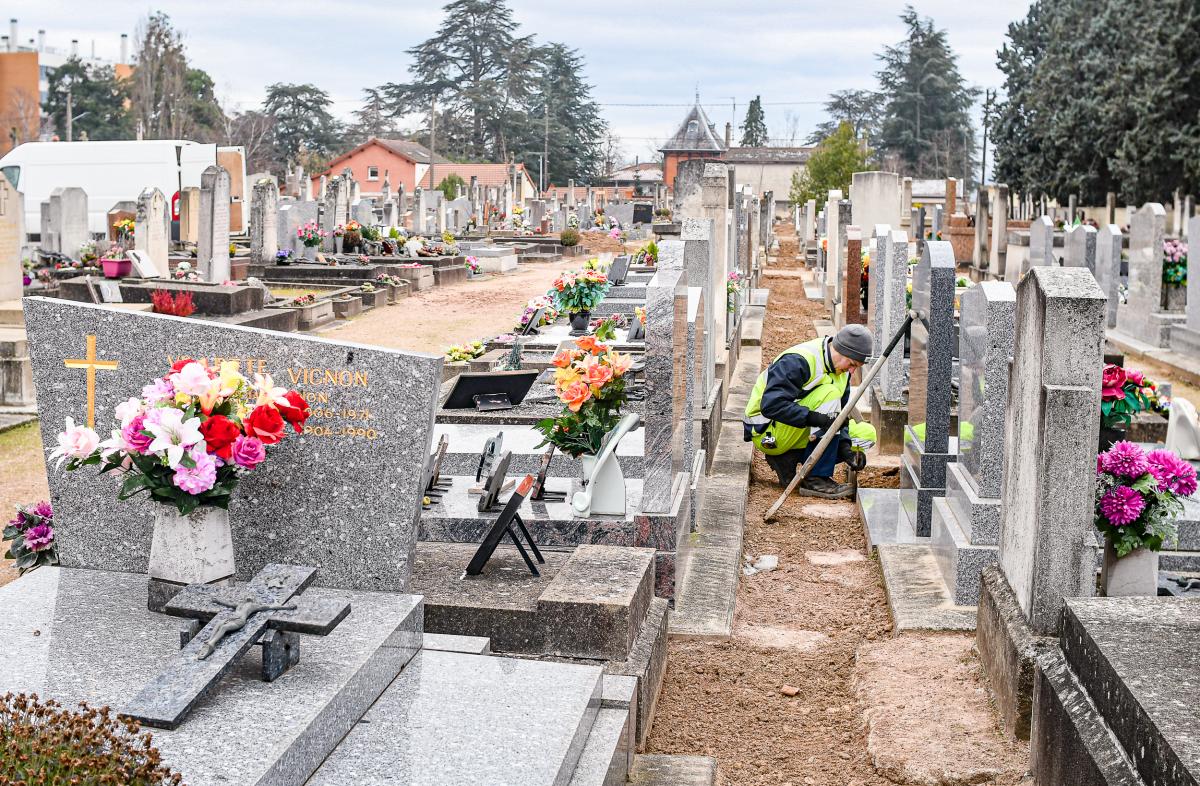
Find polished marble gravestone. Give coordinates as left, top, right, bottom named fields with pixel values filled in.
left=23, top=297, right=441, bottom=592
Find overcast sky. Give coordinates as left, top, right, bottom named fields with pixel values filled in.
left=13, top=1, right=1031, bottom=162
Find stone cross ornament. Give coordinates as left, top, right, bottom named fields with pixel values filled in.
left=122, top=563, right=350, bottom=730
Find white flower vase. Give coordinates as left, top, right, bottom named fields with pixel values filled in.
left=335, top=236, right=344, bottom=254
left=577, top=454, right=626, bottom=517
left=1101, top=540, right=1159, bottom=597
left=303, top=244, right=317, bottom=261
left=146, top=506, right=235, bottom=612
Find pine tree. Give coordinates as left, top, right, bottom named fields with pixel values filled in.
left=262, top=83, right=341, bottom=165
left=740, top=96, right=769, bottom=147
left=519, top=42, right=608, bottom=184
left=42, top=57, right=132, bottom=140
left=807, top=89, right=882, bottom=145
left=875, top=6, right=978, bottom=180
left=789, top=122, right=870, bottom=205
left=346, top=88, right=400, bottom=146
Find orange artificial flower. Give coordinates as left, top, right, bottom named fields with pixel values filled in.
left=607, top=351, right=633, bottom=377
left=551, top=350, right=573, bottom=368
left=559, top=380, right=593, bottom=412
left=585, top=361, right=613, bottom=387
left=575, top=336, right=608, bottom=355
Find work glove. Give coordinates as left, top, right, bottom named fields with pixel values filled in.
left=806, top=411, right=835, bottom=430
left=838, top=440, right=868, bottom=471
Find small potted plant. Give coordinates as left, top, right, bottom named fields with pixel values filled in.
left=275, top=248, right=294, bottom=266
left=727, top=270, right=746, bottom=313
left=551, top=268, right=610, bottom=334
left=443, top=340, right=486, bottom=381
left=3, top=501, right=57, bottom=574
left=343, top=220, right=362, bottom=253
left=1095, top=441, right=1196, bottom=596
left=100, top=243, right=132, bottom=279
left=560, top=228, right=580, bottom=248
left=112, top=217, right=136, bottom=246
left=464, top=256, right=481, bottom=278
left=297, top=222, right=324, bottom=260
left=358, top=281, right=380, bottom=309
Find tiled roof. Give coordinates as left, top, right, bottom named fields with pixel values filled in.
left=427, top=163, right=530, bottom=188
left=659, top=103, right=726, bottom=153
left=724, top=147, right=813, bottom=164
left=374, top=138, right=453, bottom=165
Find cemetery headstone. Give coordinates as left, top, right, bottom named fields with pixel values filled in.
left=0, top=178, right=22, bottom=300
left=250, top=178, right=279, bottom=264
left=1063, top=223, right=1096, bottom=273
left=642, top=246, right=688, bottom=514
left=135, top=187, right=169, bottom=274
left=850, top=171, right=901, bottom=231
left=198, top=165, right=231, bottom=282
left=1118, top=202, right=1179, bottom=346
left=57, top=187, right=89, bottom=260
left=178, top=187, right=200, bottom=244
left=989, top=184, right=1009, bottom=277
left=23, top=297, right=442, bottom=591
left=1027, top=216, right=1054, bottom=272
left=843, top=228, right=865, bottom=325
left=1094, top=224, right=1123, bottom=329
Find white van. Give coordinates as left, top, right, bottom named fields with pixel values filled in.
left=0, top=140, right=247, bottom=236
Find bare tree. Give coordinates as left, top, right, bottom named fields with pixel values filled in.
left=131, top=13, right=189, bottom=138
left=1, top=86, right=41, bottom=147
left=225, top=110, right=276, bottom=175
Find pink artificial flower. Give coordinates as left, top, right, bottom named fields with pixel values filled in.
left=1126, top=370, right=1145, bottom=386
left=231, top=435, right=266, bottom=470
left=49, top=417, right=100, bottom=467
left=1146, top=449, right=1199, bottom=497
left=172, top=446, right=218, bottom=494
left=171, top=361, right=216, bottom=397
left=114, top=397, right=144, bottom=427
left=1099, top=485, right=1144, bottom=527
left=1099, top=441, right=1149, bottom=478
left=1101, top=364, right=1127, bottom=401
left=23, top=524, right=54, bottom=552
left=142, top=378, right=175, bottom=405
left=121, top=414, right=154, bottom=454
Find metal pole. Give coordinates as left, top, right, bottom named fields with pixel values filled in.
left=65, top=87, right=73, bottom=142
left=763, top=311, right=916, bottom=522
left=429, top=96, right=436, bottom=190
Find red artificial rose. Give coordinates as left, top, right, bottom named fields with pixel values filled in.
left=277, top=390, right=311, bottom=432
left=244, top=405, right=286, bottom=445
left=1101, top=364, right=1128, bottom=401
left=199, top=414, right=241, bottom=460
left=167, top=357, right=195, bottom=378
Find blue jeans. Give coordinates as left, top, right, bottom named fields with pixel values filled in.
left=763, top=434, right=844, bottom=485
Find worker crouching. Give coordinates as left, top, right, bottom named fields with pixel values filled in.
left=743, top=324, right=877, bottom=499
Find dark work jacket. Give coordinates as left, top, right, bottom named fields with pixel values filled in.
left=759, top=344, right=851, bottom=429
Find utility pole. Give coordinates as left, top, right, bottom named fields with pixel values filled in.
left=429, top=96, right=437, bottom=190
left=65, top=87, right=73, bottom=142
left=980, top=89, right=995, bottom=187
left=542, top=103, right=549, bottom=194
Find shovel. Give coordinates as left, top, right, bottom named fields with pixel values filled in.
left=763, top=310, right=916, bottom=522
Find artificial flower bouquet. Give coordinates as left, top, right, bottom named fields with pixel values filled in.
left=465, top=256, right=481, bottom=276
left=534, top=336, right=633, bottom=457
left=634, top=306, right=646, bottom=327
left=297, top=222, right=325, bottom=248
left=551, top=269, right=610, bottom=315
left=444, top=340, right=486, bottom=363
left=1163, top=239, right=1187, bottom=288
left=50, top=360, right=310, bottom=516
left=518, top=295, right=558, bottom=330
left=1101, top=364, right=1164, bottom=429
left=635, top=241, right=659, bottom=266
left=4, top=501, right=56, bottom=573
left=1095, top=441, right=1196, bottom=557
left=727, top=271, right=746, bottom=313
left=112, top=218, right=136, bottom=242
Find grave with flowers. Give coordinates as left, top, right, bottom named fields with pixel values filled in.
left=1, top=295, right=642, bottom=785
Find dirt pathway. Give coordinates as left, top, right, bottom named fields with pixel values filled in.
left=646, top=228, right=1027, bottom=785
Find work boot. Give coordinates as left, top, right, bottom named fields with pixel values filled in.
left=837, top=440, right=868, bottom=472
left=796, top=476, right=852, bottom=499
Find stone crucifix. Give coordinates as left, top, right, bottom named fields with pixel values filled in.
left=122, top=563, right=350, bottom=730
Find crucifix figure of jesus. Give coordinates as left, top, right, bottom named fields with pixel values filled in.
left=122, top=563, right=350, bottom=730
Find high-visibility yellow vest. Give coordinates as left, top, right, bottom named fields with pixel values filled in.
left=744, top=337, right=848, bottom=455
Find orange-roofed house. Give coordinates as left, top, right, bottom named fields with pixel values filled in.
left=429, top=162, right=537, bottom=200
left=311, top=138, right=452, bottom=197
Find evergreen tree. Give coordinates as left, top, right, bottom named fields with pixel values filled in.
left=262, top=83, right=341, bottom=166
left=437, top=172, right=466, bottom=200
left=42, top=57, right=132, bottom=141
left=807, top=89, right=882, bottom=145
left=739, top=96, right=769, bottom=147
left=518, top=42, right=607, bottom=184
left=875, top=7, right=978, bottom=180
left=789, top=122, right=870, bottom=205
left=379, top=0, right=538, bottom=162
left=346, top=88, right=400, bottom=145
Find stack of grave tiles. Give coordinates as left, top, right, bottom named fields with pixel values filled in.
left=931, top=281, right=1015, bottom=605
left=6, top=297, right=637, bottom=786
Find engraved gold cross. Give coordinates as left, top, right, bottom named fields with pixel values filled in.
left=64, top=335, right=119, bottom=429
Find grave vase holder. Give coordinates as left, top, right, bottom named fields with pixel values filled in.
left=303, top=244, right=318, bottom=261
left=1101, top=540, right=1159, bottom=597
left=146, top=506, right=235, bottom=613
left=335, top=235, right=344, bottom=254
left=578, top=453, right=626, bottom=517
left=569, top=310, right=591, bottom=335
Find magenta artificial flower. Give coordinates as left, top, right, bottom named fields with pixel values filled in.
left=8, top=510, right=27, bottom=531
left=231, top=435, right=266, bottom=470
left=1099, top=485, right=1145, bottom=526
left=1100, top=441, right=1150, bottom=478
left=1146, top=449, right=1199, bottom=497
left=172, top=447, right=218, bottom=495
left=121, top=414, right=154, bottom=454
left=23, top=524, right=54, bottom=552
left=31, top=501, right=53, bottom=521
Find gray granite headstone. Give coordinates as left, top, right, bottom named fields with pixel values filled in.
left=198, top=166, right=231, bottom=282
left=989, top=184, right=1009, bottom=279
left=1027, top=216, right=1054, bottom=271
left=1118, top=202, right=1180, bottom=347
left=1063, top=223, right=1096, bottom=273
left=135, top=187, right=169, bottom=275
left=903, top=240, right=956, bottom=536
left=1189, top=215, right=1200, bottom=334
left=642, top=244, right=688, bottom=514
left=1094, top=224, right=1123, bottom=329
left=681, top=217, right=716, bottom=403
left=24, top=297, right=441, bottom=591
left=57, top=187, right=89, bottom=259
left=997, top=267, right=1104, bottom=635
left=250, top=179, right=279, bottom=264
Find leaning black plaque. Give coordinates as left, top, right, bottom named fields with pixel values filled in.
left=609, top=255, right=631, bottom=286
left=628, top=318, right=645, bottom=340
left=519, top=307, right=546, bottom=336
left=530, top=446, right=566, bottom=502
left=465, top=475, right=546, bottom=577
left=443, top=370, right=540, bottom=410
left=477, top=450, right=514, bottom=512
